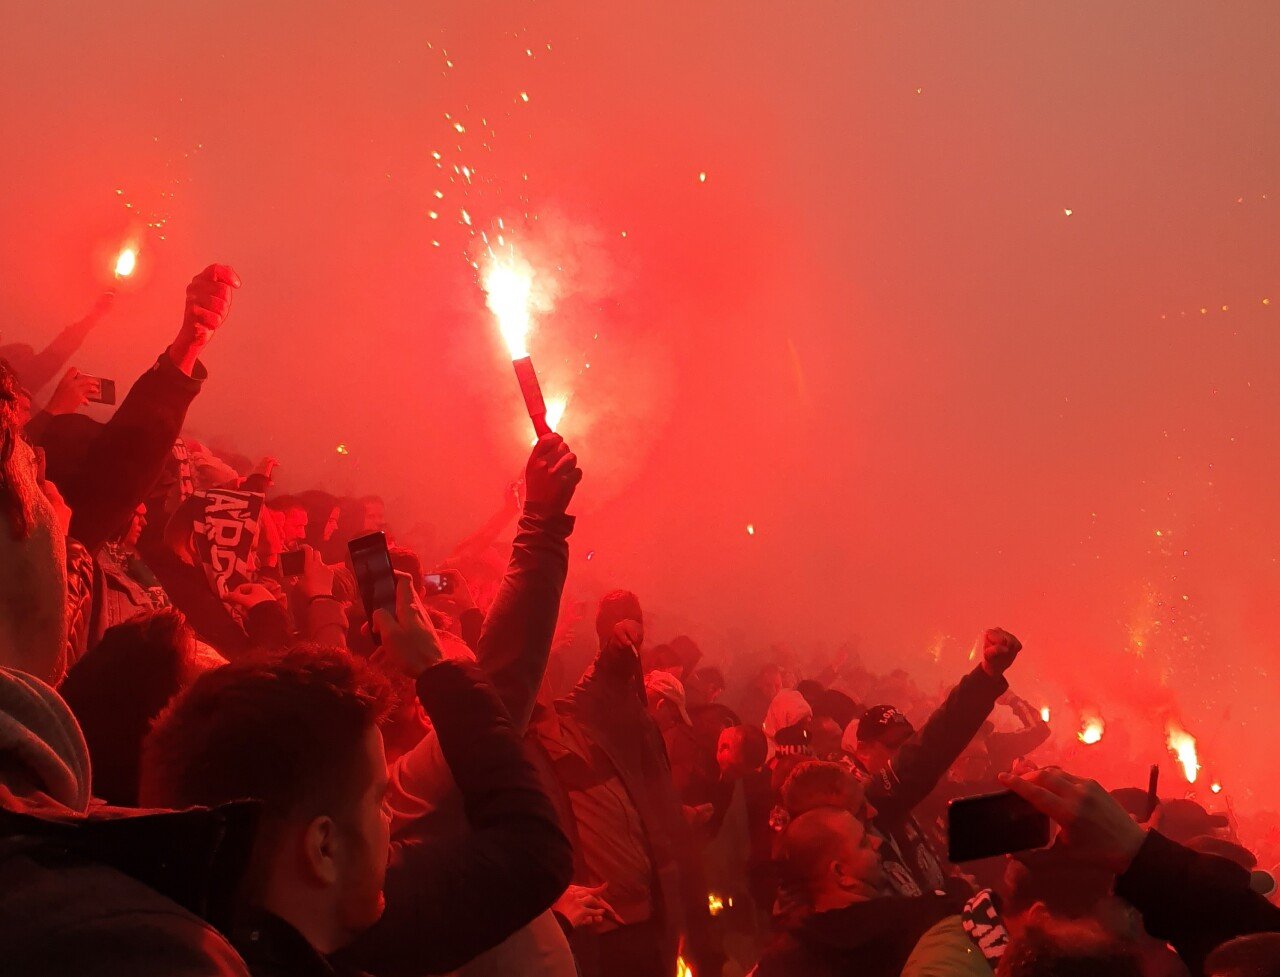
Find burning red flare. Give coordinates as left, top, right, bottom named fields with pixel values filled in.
left=1078, top=710, right=1104, bottom=745
left=114, top=247, right=137, bottom=278
left=1166, top=722, right=1200, bottom=783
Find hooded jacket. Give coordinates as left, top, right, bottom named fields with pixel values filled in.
left=0, top=666, right=253, bottom=977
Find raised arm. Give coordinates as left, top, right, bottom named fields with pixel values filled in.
left=1002, top=767, right=1280, bottom=975
left=338, top=576, right=573, bottom=976
left=867, top=629, right=1019, bottom=819
left=19, top=292, right=113, bottom=395
left=476, top=434, right=580, bottom=731
left=63, top=265, right=240, bottom=551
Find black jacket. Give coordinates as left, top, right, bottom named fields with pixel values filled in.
left=0, top=802, right=257, bottom=977
left=1116, top=829, right=1280, bottom=976
left=856, top=665, right=1008, bottom=896
left=754, top=893, right=966, bottom=977
left=330, top=660, right=573, bottom=977
left=59, top=352, right=205, bottom=553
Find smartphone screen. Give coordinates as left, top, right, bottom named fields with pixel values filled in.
left=85, top=376, right=117, bottom=405
left=279, top=549, right=306, bottom=577
left=947, top=790, right=1051, bottom=862
left=422, top=572, right=453, bottom=596
left=348, top=531, right=397, bottom=627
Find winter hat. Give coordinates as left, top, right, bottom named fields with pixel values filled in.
left=0, top=666, right=91, bottom=812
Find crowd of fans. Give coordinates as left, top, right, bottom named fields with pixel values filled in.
left=1, top=263, right=1278, bottom=977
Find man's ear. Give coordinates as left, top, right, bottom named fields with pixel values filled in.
left=301, top=815, right=339, bottom=886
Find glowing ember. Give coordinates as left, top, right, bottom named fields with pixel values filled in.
left=114, top=247, right=137, bottom=278
left=1063, top=208, right=1074, bottom=216
left=707, top=893, right=725, bottom=917
left=1166, top=722, right=1200, bottom=783
left=676, top=956, right=693, bottom=977
left=698, top=171, right=707, bottom=183
left=481, top=253, right=537, bottom=359
left=1211, top=782, right=1222, bottom=794
left=1078, top=711, right=1104, bottom=745
left=1040, top=706, right=1051, bottom=723
left=746, top=523, right=755, bottom=536
left=335, top=443, right=349, bottom=455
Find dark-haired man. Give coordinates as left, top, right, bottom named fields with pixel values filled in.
left=142, top=572, right=573, bottom=976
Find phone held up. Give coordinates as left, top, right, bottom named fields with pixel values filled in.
left=947, top=790, right=1051, bottom=863
left=279, top=549, right=306, bottom=578
left=84, top=376, right=117, bottom=405
left=422, top=572, right=453, bottom=597
left=348, top=531, right=397, bottom=635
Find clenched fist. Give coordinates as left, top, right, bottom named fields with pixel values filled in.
left=980, top=627, right=1022, bottom=678
left=524, top=433, right=583, bottom=514
left=170, top=264, right=241, bottom=375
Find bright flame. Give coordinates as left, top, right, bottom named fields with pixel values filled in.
left=1040, top=706, right=1051, bottom=723
left=114, top=247, right=137, bottom=278
left=707, top=893, right=724, bottom=917
left=544, top=396, right=567, bottom=432
left=1166, top=722, right=1200, bottom=783
left=1078, top=711, right=1104, bottom=745
left=676, top=956, right=693, bottom=977
left=481, top=253, right=536, bottom=359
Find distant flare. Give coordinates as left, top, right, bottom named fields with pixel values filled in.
left=114, top=247, right=137, bottom=278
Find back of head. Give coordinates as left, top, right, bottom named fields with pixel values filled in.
left=59, top=608, right=197, bottom=806
left=781, top=760, right=863, bottom=817
left=141, top=644, right=392, bottom=813
left=997, top=919, right=1141, bottom=977
left=775, top=805, right=858, bottom=910
left=1001, top=846, right=1116, bottom=923
left=595, top=589, right=642, bottom=645
left=1206, top=933, right=1280, bottom=977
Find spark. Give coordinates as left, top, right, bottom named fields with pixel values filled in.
left=461, top=209, right=472, bottom=226
left=746, top=523, right=755, bottom=536
left=699, top=171, right=707, bottom=183
left=1040, top=706, right=1051, bottom=723
left=1211, top=782, right=1222, bottom=794
left=520, top=91, right=529, bottom=102
left=114, top=247, right=138, bottom=278
left=435, top=190, right=445, bottom=199
left=1166, top=722, right=1200, bottom=783
left=428, top=211, right=438, bottom=220
left=335, top=443, right=349, bottom=455
left=1063, top=208, right=1073, bottom=216
left=707, top=893, right=725, bottom=917
left=453, top=122, right=466, bottom=134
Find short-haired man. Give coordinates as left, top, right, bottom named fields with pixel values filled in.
left=142, top=572, right=573, bottom=975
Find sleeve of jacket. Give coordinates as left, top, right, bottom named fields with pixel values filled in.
left=336, top=660, right=574, bottom=977
left=21, top=315, right=98, bottom=395
left=475, top=503, right=574, bottom=732
left=984, top=722, right=1050, bottom=773
left=1115, top=829, right=1280, bottom=974
left=868, top=666, right=1008, bottom=821
left=66, top=353, right=205, bottom=552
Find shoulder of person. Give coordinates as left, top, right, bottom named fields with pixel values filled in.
left=0, top=853, right=249, bottom=976
left=900, top=914, right=994, bottom=977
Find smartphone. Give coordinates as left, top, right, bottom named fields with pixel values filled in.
left=348, top=531, right=397, bottom=627
left=422, top=572, right=453, bottom=596
left=33, top=447, right=46, bottom=484
left=84, top=376, right=117, bottom=405
left=947, top=790, right=1051, bottom=862
left=279, top=549, right=306, bottom=577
